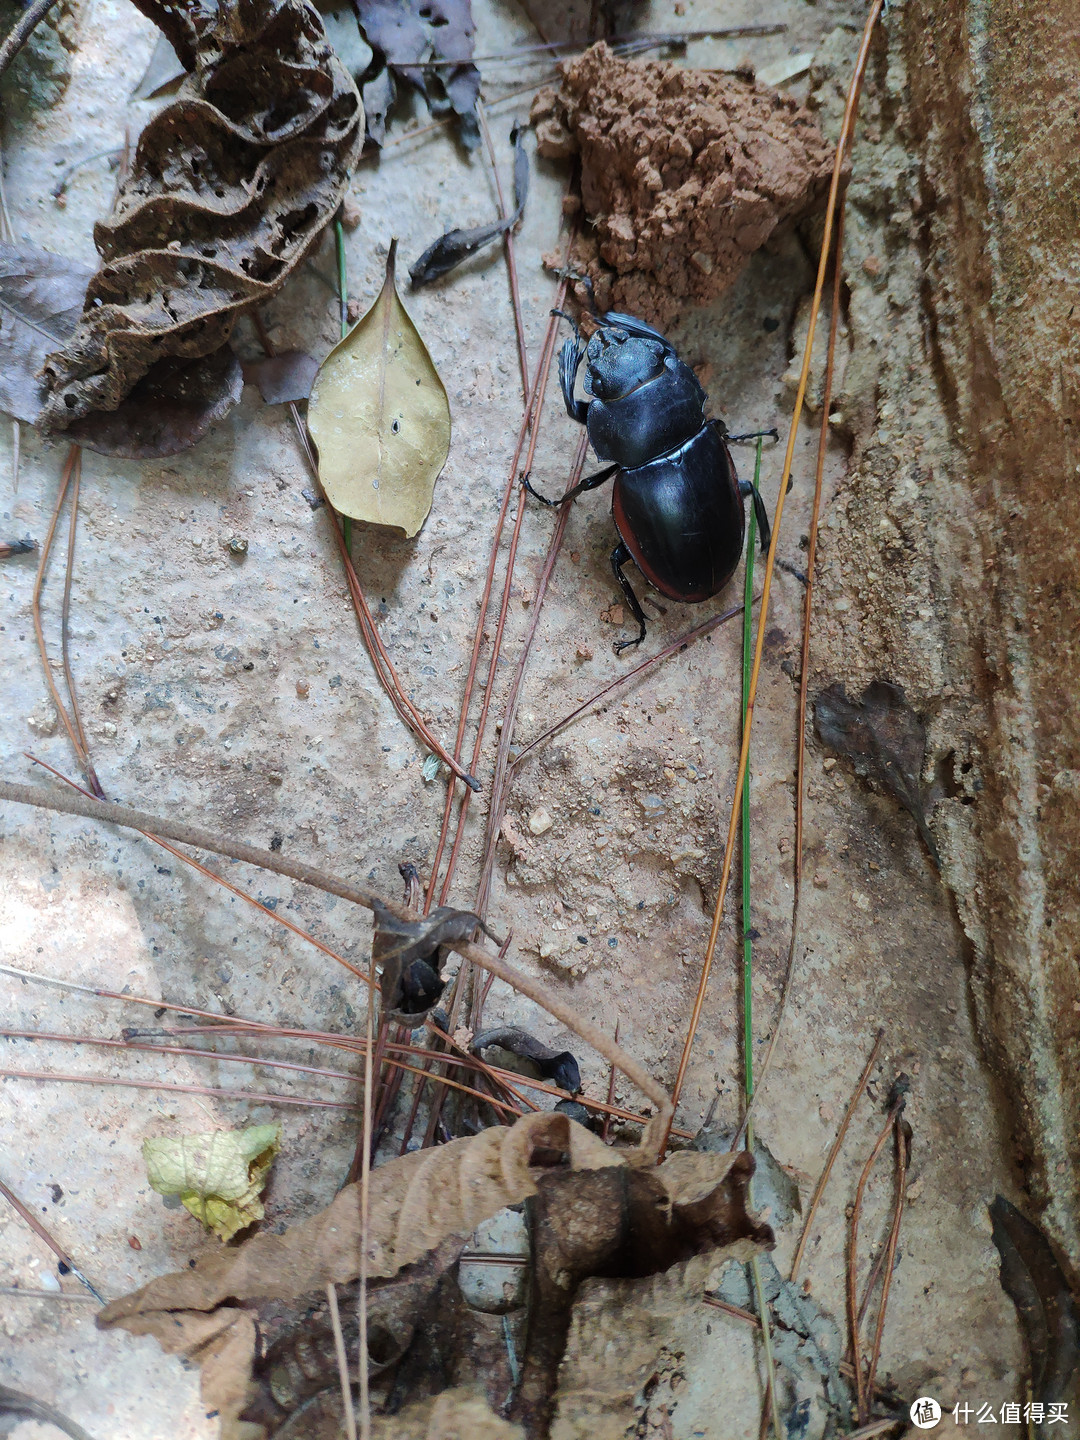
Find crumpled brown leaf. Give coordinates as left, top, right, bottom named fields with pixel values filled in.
left=98, top=1113, right=624, bottom=1437
left=355, top=0, right=480, bottom=149
left=98, top=1117, right=769, bottom=1439
left=373, top=898, right=484, bottom=1023
left=39, top=0, right=363, bottom=432
left=815, top=680, right=940, bottom=867
left=516, top=1150, right=771, bottom=1435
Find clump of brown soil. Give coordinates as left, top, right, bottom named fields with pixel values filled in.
left=532, top=42, right=833, bottom=329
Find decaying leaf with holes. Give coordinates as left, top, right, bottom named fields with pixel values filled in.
left=36, top=0, right=363, bottom=434
left=307, top=243, right=451, bottom=536
left=372, top=897, right=484, bottom=1023
left=815, top=679, right=940, bottom=868
left=99, top=1113, right=769, bottom=1440
left=143, top=1123, right=281, bottom=1241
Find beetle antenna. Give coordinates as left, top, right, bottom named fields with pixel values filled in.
left=549, top=307, right=582, bottom=339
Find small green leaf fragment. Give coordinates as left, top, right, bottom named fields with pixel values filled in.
left=143, top=1124, right=281, bottom=1242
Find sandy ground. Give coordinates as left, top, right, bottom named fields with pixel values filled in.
left=0, top=0, right=1027, bottom=1435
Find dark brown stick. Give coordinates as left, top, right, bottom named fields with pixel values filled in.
left=0, top=0, right=61, bottom=80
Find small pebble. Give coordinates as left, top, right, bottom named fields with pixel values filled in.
left=528, top=807, right=553, bottom=836
left=823, top=757, right=836, bottom=771
left=128, top=1235, right=142, bottom=1251
left=296, top=680, right=310, bottom=698
left=862, top=255, right=882, bottom=277
left=227, top=535, right=248, bottom=555
left=813, top=872, right=829, bottom=889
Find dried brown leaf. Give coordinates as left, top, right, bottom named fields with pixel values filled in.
left=355, top=0, right=480, bottom=149
left=39, top=0, right=363, bottom=431
left=307, top=242, right=451, bottom=537
left=67, top=346, right=243, bottom=458
left=815, top=679, right=940, bottom=866
left=0, top=242, right=93, bottom=425
left=242, top=348, right=319, bottom=404
left=515, top=1150, right=772, bottom=1434
left=990, top=1196, right=1080, bottom=1433
left=99, top=1114, right=622, bottom=1438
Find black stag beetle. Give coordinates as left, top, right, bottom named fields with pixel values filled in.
left=523, top=304, right=776, bottom=652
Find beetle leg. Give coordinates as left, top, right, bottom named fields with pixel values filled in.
left=522, top=463, right=618, bottom=507
left=725, top=427, right=780, bottom=443
left=610, top=541, right=648, bottom=652
left=558, top=335, right=590, bottom=425
left=739, top=479, right=772, bottom=554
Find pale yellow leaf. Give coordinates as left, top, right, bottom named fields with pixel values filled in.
left=143, top=1123, right=281, bottom=1242
left=308, top=240, right=451, bottom=536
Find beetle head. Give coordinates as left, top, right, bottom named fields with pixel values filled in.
left=584, top=327, right=668, bottom=402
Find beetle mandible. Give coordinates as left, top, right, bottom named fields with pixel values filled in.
left=523, top=308, right=775, bottom=652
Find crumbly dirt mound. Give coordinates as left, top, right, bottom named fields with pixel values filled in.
left=532, top=41, right=833, bottom=329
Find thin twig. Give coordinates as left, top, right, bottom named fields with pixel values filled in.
left=511, top=599, right=751, bottom=766
left=0, top=969, right=683, bottom=1130
left=848, top=1094, right=905, bottom=1423
left=0, top=1176, right=103, bottom=1303
left=31, top=448, right=102, bottom=795
left=0, top=779, right=673, bottom=1152
left=738, top=206, right=849, bottom=1141
left=0, top=0, right=62, bottom=81
left=427, top=258, right=573, bottom=912
left=790, top=1029, right=884, bottom=1281
left=357, top=970, right=374, bottom=1440
left=664, top=0, right=884, bottom=1151
left=477, top=100, right=529, bottom=397
left=865, top=1117, right=911, bottom=1406
left=471, top=430, right=588, bottom=937
left=327, top=1282, right=358, bottom=1440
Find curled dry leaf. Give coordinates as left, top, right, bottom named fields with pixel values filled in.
left=143, top=1122, right=281, bottom=1241
left=38, top=0, right=363, bottom=432
left=990, top=1196, right=1080, bottom=1433
left=100, top=1113, right=622, bottom=1437
left=0, top=240, right=244, bottom=455
left=308, top=242, right=451, bottom=536
left=101, top=1116, right=768, bottom=1439
left=516, top=1149, right=772, bottom=1435
left=355, top=0, right=480, bottom=149
left=471, top=1025, right=581, bottom=1094
left=815, top=680, right=940, bottom=867
left=373, top=898, right=484, bottom=1023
